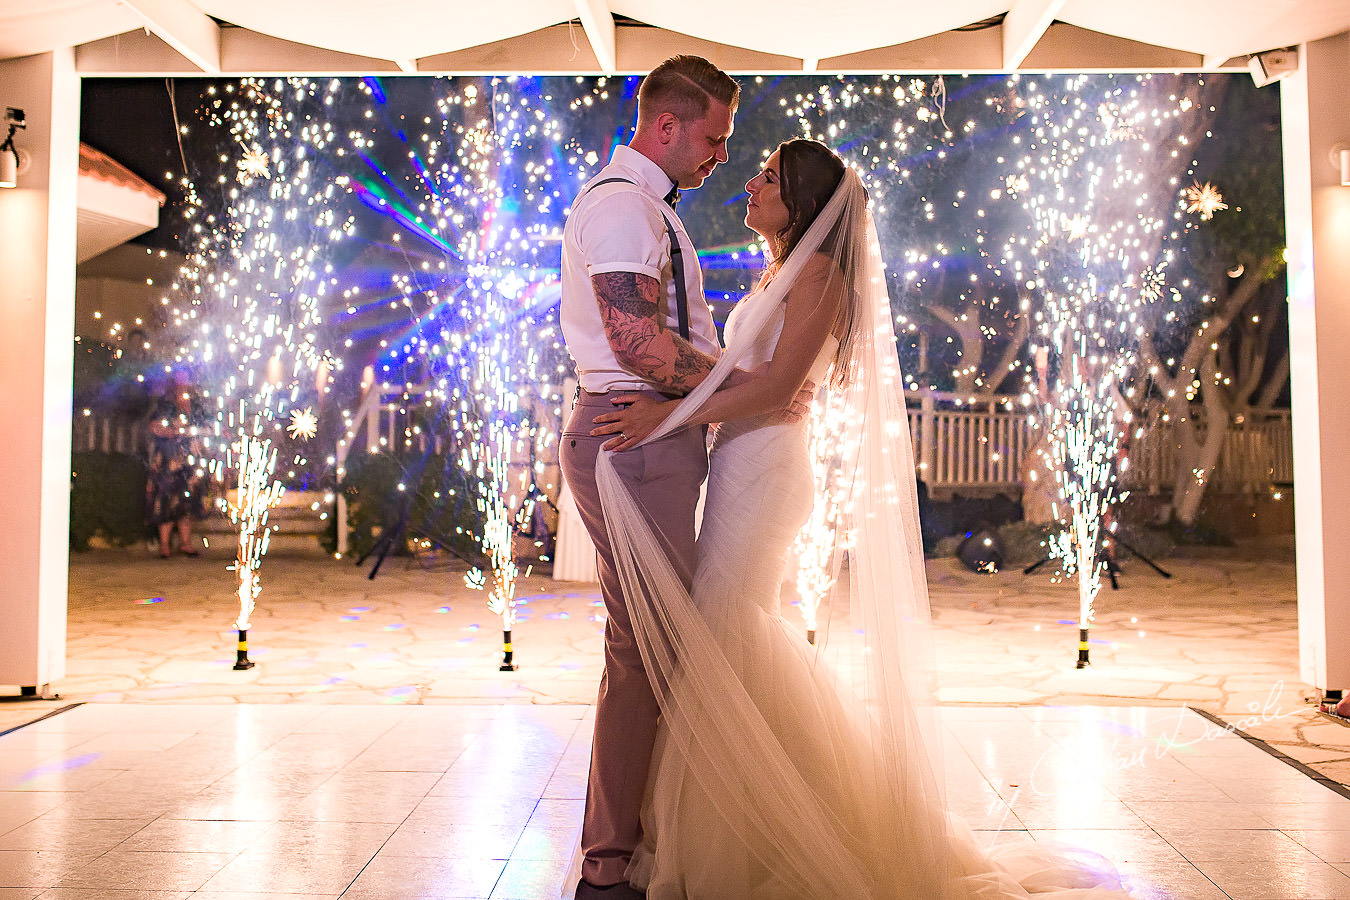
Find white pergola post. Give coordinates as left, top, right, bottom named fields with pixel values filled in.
left=0, top=50, right=80, bottom=697
left=1284, top=31, right=1350, bottom=695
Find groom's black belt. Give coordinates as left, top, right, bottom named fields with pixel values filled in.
left=585, top=176, right=690, bottom=341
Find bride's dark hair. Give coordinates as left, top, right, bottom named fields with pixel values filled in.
left=775, top=139, right=847, bottom=262
left=774, top=139, right=858, bottom=388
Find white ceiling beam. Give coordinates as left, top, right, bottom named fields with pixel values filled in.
left=615, top=27, right=803, bottom=74
left=220, top=28, right=402, bottom=74
left=120, top=0, right=221, bottom=74
left=1021, top=23, right=1202, bottom=71
left=1203, top=51, right=1240, bottom=69
left=78, top=26, right=405, bottom=75
left=820, top=27, right=1001, bottom=73
left=572, top=0, right=616, bottom=74
left=393, top=58, right=419, bottom=72
left=418, top=24, right=600, bottom=74
left=1002, top=0, right=1065, bottom=70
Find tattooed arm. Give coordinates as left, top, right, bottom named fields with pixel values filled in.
left=591, top=271, right=721, bottom=396
left=588, top=253, right=838, bottom=450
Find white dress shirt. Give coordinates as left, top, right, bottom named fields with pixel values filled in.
left=561, top=145, right=720, bottom=393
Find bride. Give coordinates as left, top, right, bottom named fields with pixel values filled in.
left=586, top=139, right=1127, bottom=899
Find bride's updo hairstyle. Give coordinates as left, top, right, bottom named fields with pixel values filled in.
left=775, top=139, right=847, bottom=263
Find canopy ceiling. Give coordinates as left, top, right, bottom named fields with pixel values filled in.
left=2, top=0, right=1348, bottom=76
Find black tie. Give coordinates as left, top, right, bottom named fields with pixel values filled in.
left=664, top=185, right=681, bottom=209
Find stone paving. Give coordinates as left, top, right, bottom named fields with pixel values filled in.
left=5, top=535, right=1349, bottom=789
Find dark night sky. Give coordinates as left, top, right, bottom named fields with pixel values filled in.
left=81, top=78, right=203, bottom=250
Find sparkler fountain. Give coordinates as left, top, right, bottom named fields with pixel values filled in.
left=166, top=78, right=351, bottom=667
left=777, top=76, right=951, bottom=640
left=790, top=388, right=852, bottom=645
left=1013, top=75, right=1202, bottom=666
left=344, top=77, right=580, bottom=670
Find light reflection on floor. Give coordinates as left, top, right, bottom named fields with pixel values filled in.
left=1, top=704, right=1348, bottom=898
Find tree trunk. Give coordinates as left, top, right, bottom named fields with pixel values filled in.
left=1255, top=351, right=1290, bottom=412
left=926, top=300, right=984, bottom=395
left=986, top=313, right=1029, bottom=397
left=1138, top=262, right=1275, bottom=524
left=1170, top=354, right=1230, bottom=526
left=1019, top=430, right=1061, bottom=525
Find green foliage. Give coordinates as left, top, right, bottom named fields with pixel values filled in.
left=70, top=452, right=148, bottom=550
left=990, top=520, right=1178, bottom=569
left=934, top=518, right=1182, bottom=569
left=1152, top=77, right=1287, bottom=365
left=932, top=534, right=965, bottom=558
left=323, top=450, right=482, bottom=562
left=1188, top=78, right=1286, bottom=276
left=1107, top=525, right=1180, bottom=560
left=1166, top=514, right=1236, bottom=546
left=991, top=521, right=1059, bottom=567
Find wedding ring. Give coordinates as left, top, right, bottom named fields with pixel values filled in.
left=619, top=431, right=627, bottom=440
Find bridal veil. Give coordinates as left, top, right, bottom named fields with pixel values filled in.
left=592, top=166, right=1125, bottom=899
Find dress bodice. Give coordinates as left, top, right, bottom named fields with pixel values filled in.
left=724, top=291, right=838, bottom=390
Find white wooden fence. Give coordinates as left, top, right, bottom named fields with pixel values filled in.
left=71, top=410, right=144, bottom=455
left=334, top=387, right=1292, bottom=493
left=1126, top=411, right=1294, bottom=492
left=74, top=388, right=1292, bottom=561
left=903, top=393, right=1292, bottom=493
left=908, top=395, right=1031, bottom=488
left=76, top=390, right=1294, bottom=498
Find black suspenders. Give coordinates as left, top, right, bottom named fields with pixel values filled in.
left=585, top=177, right=690, bottom=341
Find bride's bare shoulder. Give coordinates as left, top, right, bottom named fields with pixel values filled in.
left=793, top=250, right=837, bottom=284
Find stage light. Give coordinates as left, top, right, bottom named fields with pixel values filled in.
left=957, top=529, right=1003, bottom=574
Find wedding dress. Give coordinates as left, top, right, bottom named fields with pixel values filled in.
left=591, top=168, right=1129, bottom=899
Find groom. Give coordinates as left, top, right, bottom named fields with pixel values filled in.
left=558, top=55, right=738, bottom=899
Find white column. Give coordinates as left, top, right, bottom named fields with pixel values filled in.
left=1283, top=32, right=1350, bottom=693
left=0, top=50, right=80, bottom=696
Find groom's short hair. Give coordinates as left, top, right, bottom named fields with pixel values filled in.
left=637, top=55, right=739, bottom=126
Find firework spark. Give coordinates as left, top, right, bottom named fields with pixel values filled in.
left=341, top=77, right=584, bottom=667
left=1183, top=180, right=1227, bottom=220
left=791, top=388, right=853, bottom=642
left=237, top=142, right=270, bottom=180
left=288, top=407, right=318, bottom=440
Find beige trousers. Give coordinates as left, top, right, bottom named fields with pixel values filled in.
left=559, top=389, right=707, bottom=887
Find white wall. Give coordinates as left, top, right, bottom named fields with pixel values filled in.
left=0, top=50, right=80, bottom=693
left=1284, top=32, right=1350, bottom=691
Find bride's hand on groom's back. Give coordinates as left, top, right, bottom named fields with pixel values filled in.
left=590, top=394, right=672, bottom=451
left=772, top=381, right=815, bottom=424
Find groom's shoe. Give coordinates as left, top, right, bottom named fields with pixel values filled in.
left=574, top=879, right=645, bottom=900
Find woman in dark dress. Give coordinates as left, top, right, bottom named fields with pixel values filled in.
left=146, top=389, right=208, bottom=557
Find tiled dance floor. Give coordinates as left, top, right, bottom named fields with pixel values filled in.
left=2, top=703, right=1350, bottom=899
